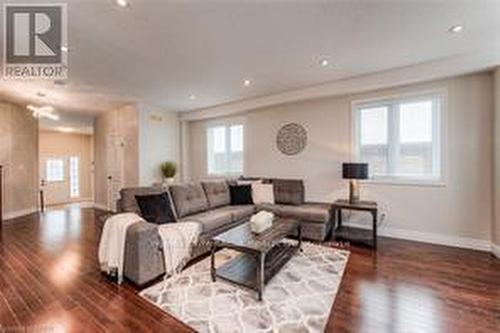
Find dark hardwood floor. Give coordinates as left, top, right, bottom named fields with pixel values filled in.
left=0, top=206, right=499, bottom=332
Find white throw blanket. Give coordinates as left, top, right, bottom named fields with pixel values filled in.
left=157, top=222, right=201, bottom=277
left=98, top=213, right=144, bottom=283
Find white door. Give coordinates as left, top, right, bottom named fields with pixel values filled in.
left=40, top=155, right=70, bottom=205
left=40, top=155, right=81, bottom=207
left=106, top=135, right=125, bottom=211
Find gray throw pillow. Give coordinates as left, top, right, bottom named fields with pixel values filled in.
left=272, top=179, right=305, bottom=205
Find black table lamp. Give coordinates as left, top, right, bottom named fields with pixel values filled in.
left=342, top=163, right=369, bottom=203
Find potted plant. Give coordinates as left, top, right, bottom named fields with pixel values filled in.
left=160, top=161, right=177, bottom=184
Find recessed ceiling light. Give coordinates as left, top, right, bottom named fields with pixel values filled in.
left=320, top=59, right=329, bottom=67
left=116, top=0, right=129, bottom=7
left=243, top=79, right=251, bottom=87
left=449, top=25, right=463, bottom=33
left=189, top=94, right=196, bottom=100
left=61, top=46, right=68, bottom=52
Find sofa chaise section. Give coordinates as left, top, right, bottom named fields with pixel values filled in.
left=265, top=178, right=334, bottom=241
left=257, top=202, right=333, bottom=240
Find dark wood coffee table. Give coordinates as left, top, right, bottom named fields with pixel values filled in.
left=210, top=218, right=301, bottom=300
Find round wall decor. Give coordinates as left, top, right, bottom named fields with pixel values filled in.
left=276, top=123, right=307, bottom=155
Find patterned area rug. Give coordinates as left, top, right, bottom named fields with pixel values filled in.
left=140, top=241, right=349, bottom=333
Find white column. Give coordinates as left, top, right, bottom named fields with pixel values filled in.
left=493, top=68, right=500, bottom=258
left=180, top=120, right=191, bottom=182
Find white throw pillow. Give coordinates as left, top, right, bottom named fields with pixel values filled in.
left=237, top=179, right=263, bottom=186
left=251, top=183, right=275, bottom=204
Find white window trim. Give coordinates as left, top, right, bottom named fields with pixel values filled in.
left=351, top=88, right=448, bottom=187
left=206, top=117, right=245, bottom=177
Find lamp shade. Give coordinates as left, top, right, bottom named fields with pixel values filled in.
left=342, top=163, right=369, bottom=179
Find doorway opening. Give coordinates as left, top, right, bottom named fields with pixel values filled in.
left=39, top=127, right=94, bottom=210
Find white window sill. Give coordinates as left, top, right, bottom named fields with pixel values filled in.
left=207, top=173, right=242, bottom=178
left=362, top=178, right=446, bottom=187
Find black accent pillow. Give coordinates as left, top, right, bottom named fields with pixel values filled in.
left=135, top=193, right=176, bottom=224
left=229, top=185, right=253, bottom=205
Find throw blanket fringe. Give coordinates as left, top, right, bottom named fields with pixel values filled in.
left=98, top=213, right=144, bottom=284
left=157, top=222, right=201, bottom=277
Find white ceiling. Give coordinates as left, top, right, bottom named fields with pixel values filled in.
left=38, top=112, right=94, bottom=135
left=0, top=0, right=499, bottom=118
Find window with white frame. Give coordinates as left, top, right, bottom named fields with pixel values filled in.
left=353, top=93, right=442, bottom=181
left=207, top=123, right=244, bottom=175
left=46, top=159, right=64, bottom=182
left=69, top=156, right=80, bottom=198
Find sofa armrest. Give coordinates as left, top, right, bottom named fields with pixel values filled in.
left=124, top=221, right=165, bottom=286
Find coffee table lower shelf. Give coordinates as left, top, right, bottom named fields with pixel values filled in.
left=212, top=242, right=298, bottom=300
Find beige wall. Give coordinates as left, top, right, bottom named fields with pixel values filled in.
left=188, top=72, right=494, bottom=245
left=94, top=104, right=139, bottom=207
left=138, top=104, right=180, bottom=186
left=0, top=101, right=39, bottom=219
left=494, top=69, right=500, bottom=252
left=39, top=130, right=94, bottom=200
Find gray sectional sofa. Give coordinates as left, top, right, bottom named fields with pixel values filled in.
left=117, top=178, right=334, bottom=286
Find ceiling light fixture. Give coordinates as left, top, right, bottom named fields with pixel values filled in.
left=449, top=25, right=463, bottom=33
left=320, top=59, right=329, bottom=67
left=57, top=127, right=75, bottom=133
left=27, top=105, right=59, bottom=121
left=189, top=94, right=196, bottom=100
left=116, top=0, right=130, bottom=8
left=243, top=79, right=251, bottom=87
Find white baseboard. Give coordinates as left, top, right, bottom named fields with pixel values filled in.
left=492, top=243, right=500, bottom=259
left=75, top=200, right=97, bottom=208
left=380, top=227, right=492, bottom=252
left=342, top=222, right=492, bottom=252
left=73, top=197, right=94, bottom=205
left=3, top=207, right=39, bottom=220
left=45, top=198, right=96, bottom=208
left=2, top=202, right=112, bottom=221
left=93, top=203, right=111, bottom=211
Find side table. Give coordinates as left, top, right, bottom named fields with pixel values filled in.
left=332, top=199, right=378, bottom=250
